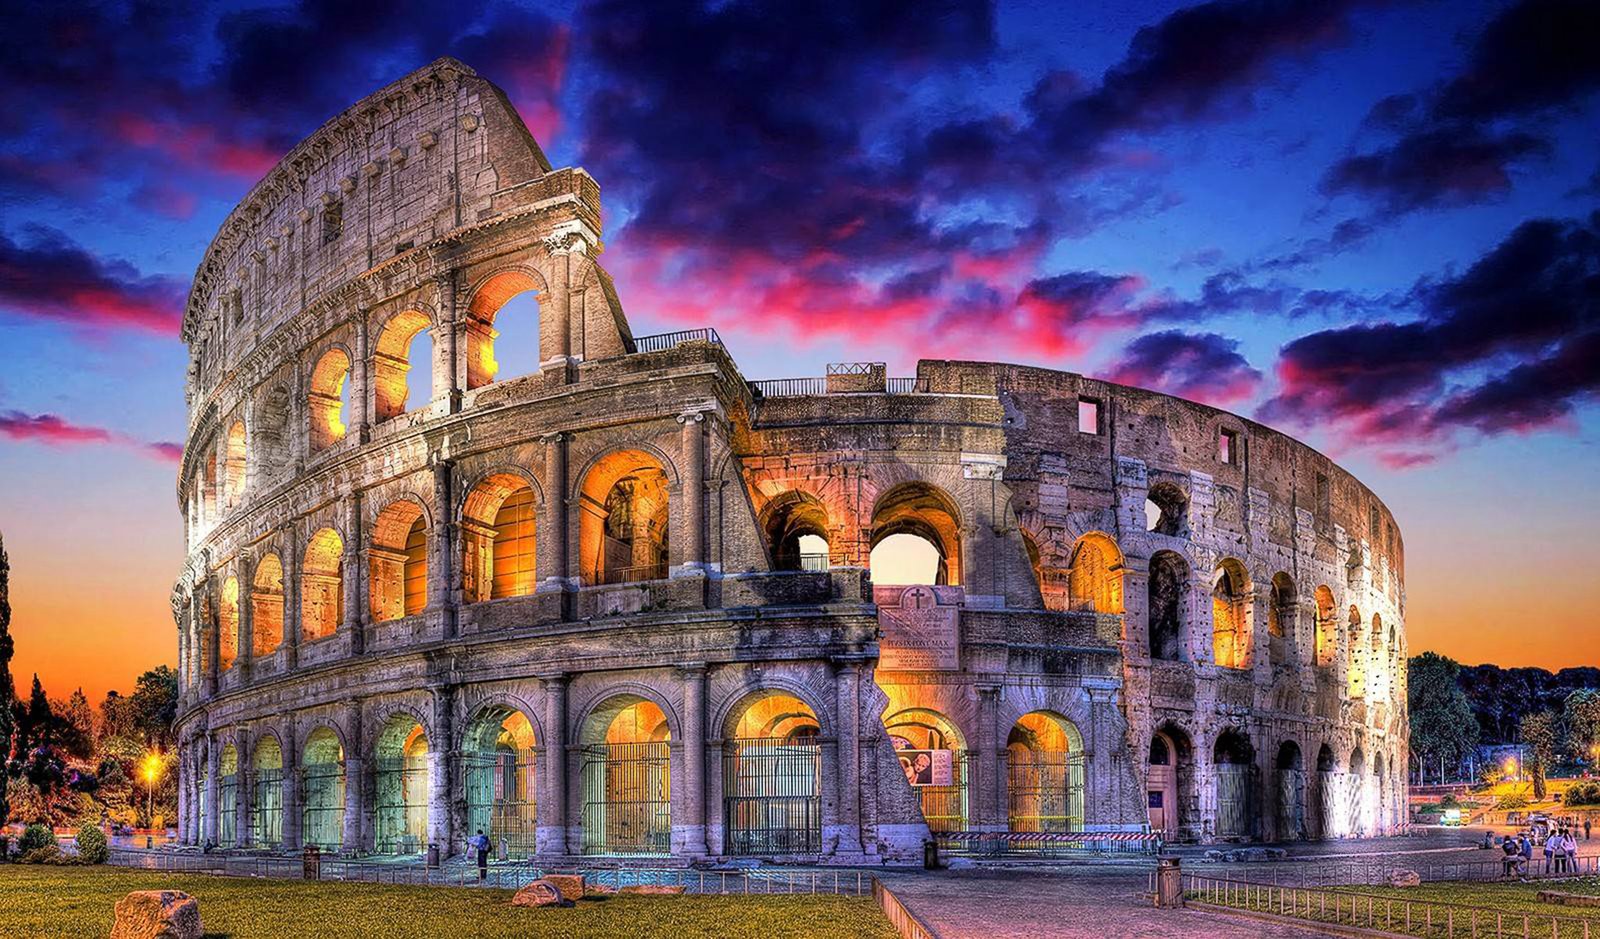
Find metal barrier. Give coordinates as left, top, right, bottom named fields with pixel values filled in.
left=873, top=878, right=938, bottom=939
left=1215, top=852, right=1600, bottom=888
left=749, top=377, right=829, bottom=398
left=1184, top=871, right=1600, bottom=939
left=938, top=830, right=1161, bottom=858
left=632, top=328, right=723, bottom=353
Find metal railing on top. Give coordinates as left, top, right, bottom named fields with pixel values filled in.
left=749, top=376, right=927, bottom=398
left=632, top=328, right=722, bottom=353
left=886, top=377, right=929, bottom=394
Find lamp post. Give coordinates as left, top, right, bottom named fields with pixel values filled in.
left=140, top=752, right=163, bottom=830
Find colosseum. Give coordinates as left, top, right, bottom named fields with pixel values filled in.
left=170, top=58, right=1407, bottom=864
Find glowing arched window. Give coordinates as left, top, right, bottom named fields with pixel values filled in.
left=202, top=452, right=218, bottom=521
left=302, top=528, right=344, bottom=642
left=466, top=270, right=543, bottom=389
left=252, top=554, right=284, bottom=657
left=1211, top=559, right=1252, bottom=669
left=1068, top=532, right=1124, bottom=614
left=308, top=348, right=351, bottom=453
left=462, top=474, right=537, bottom=602
left=373, top=310, right=433, bottom=421
left=1313, top=586, right=1336, bottom=667
left=869, top=483, right=962, bottom=586
left=224, top=420, right=247, bottom=505
left=371, top=501, right=428, bottom=621
left=1006, top=712, right=1085, bottom=833
left=218, top=577, right=239, bottom=671
left=579, top=451, right=670, bottom=586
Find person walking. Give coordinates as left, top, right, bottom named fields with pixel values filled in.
left=1586, top=818, right=1592, bottom=841
left=470, top=829, right=491, bottom=882
left=1544, top=829, right=1556, bottom=873
left=1564, top=829, right=1579, bottom=874
left=1520, top=832, right=1534, bottom=879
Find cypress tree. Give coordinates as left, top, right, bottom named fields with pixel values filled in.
left=0, top=532, right=14, bottom=825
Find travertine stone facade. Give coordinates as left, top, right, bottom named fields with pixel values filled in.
left=173, top=59, right=1405, bottom=862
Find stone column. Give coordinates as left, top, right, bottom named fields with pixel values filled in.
left=434, top=271, right=461, bottom=413
left=282, top=722, right=302, bottom=850
left=536, top=673, right=568, bottom=857
left=236, top=560, right=254, bottom=681
left=282, top=531, right=301, bottom=670
left=975, top=684, right=1003, bottom=831
left=352, top=310, right=371, bottom=442
left=428, top=686, right=454, bottom=856
left=674, top=412, right=706, bottom=575
left=176, top=752, right=190, bottom=844
left=235, top=728, right=253, bottom=848
left=430, top=459, right=456, bottom=637
left=203, top=735, right=221, bottom=847
left=540, top=230, right=575, bottom=373
left=677, top=664, right=708, bottom=856
left=832, top=660, right=865, bottom=853
left=342, top=493, right=364, bottom=653
left=342, top=699, right=364, bottom=855
left=537, top=434, right=569, bottom=600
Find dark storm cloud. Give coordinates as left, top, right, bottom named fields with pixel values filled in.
left=1103, top=330, right=1263, bottom=405
left=0, top=227, right=186, bottom=333
left=1322, top=0, right=1600, bottom=216
left=1261, top=213, right=1600, bottom=462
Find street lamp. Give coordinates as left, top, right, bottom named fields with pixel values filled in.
left=140, top=752, right=163, bottom=830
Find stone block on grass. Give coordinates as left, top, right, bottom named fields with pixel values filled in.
left=111, top=890, right=202, bottom=939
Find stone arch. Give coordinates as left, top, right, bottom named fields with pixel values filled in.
left=302, top=725, right=346, bottom=851
left=465, top=267, right=548, bottom=388
left=373, top=708, right=432, bottom=855
left=370, top=498, right=429, bottom=621
left=218, top=576, right=240, bottom=672
left=461, top=701, right=539, bottom=858
left=1268, top=571, right=1296, bottom=665
left=251, top=554, right=284, bottom=657
left=1313, top=586, right=1336, bottom=667
left=372, top=308, right=434, bottom=420
left=869, top=481, right=963, bottom=586
left=1007, top=711, right=1085, bottom=833
left=301, top=527, right=344, bottom=642
left=1274, top=740, right=1307, bottom=840
left=577, top=692, right=674, bottom=856
left=722, top=690, right=824, bottom=855
left=254, top=384, right=292, bottom=483
left=758, top=490, right=832, bottom=572
left=573, top=685, right=681, bottom=747
left=1145, top=481, right=1188, bottom=536
left=217, top=741, right=240, bottom=847
left=1211, top=727, right=1257, bottom=840
left=1067, top=531, right=1124, bottom=615
left=224, top=419, right=247, bottom=506
left=1148, top=723, right=1196, bottom=840
left=1211, top=558, right=1252, bottom=669
left=201, top=449, right=218, bottom=523
left=1347, top=746, right=1368, bottom=837
left=1148, top=550, right=1188, bottom=661
left=461, top=470, right=540, bottom=601
left=577, top=448, right=673, bottom=586
left=252, top=732, right=285, bottom=848
left=715, top=680, right=835, bottom=741
left=308, top=345, right=351, bottom=453
left=885, top=707, right=970, bottom=833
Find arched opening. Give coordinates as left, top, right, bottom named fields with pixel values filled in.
left=375, top=716, right=430, bottom=855
left=1347, top=748, right=1367, bottom=838
left=760, top=492, right=831, bottom=572
left=869, top=483, right=962, bottom=586
left=1275, top=741, right=1306, bottom=841
left=252, top=736, right=284, bottom=848
left=1211, top=559, right=1252, bottom=669
left=463, top=708, right=538, bottom=859
left=466, top=270, right=543, bottom=388
left=252, top=555, right=284, bottom=657
left=1067, top=532, right=1124, bottom=614
left=1212, top=729, right=1257, bottom=840
left=218, top=577, right=239, bottom=672
left=372, top=310, right=434, bottom=421
left=1315, top=744, right=1339, bottom=839
left=579, top=451, right=670, bottom=586
left=1268, top=572, right=1296, bottom=666
left=1373, top=752, right=1388, bottom=835
left=202, top=452, right=218, bottom=523
left=1007, top=711, right=1085, bottom=834
left=308, top=348, right=351, bottom=453
left=370, top=501, right=428, bottom=621
left=462, top=474, right=537, bottom=602
left=255, top=385, right=292, bottom=484
left=218, top=744, right=238, bottom=848
left=1145, top=482, right=1188, bottom=536
left=580, top=697, right=672, bottom=855
left=724, top=692, right=822, bottom=855
left=224, top=420, right=247, bottom=506
left=1148, top=551, right=1187, bottom=660
left=301, top=528, right=344, bottom=642
left=886, top=708, right=968, bottom=833
left=1346, top=606, right=1366, bottom=699
left=302, top=728, right=345, bottom=852
left=1147, top=725, right=1197, bottom=840
left=1313, top=586, right=1336, bottom=667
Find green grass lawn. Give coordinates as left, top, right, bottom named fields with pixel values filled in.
left=0, top=865, right=898, bottom=939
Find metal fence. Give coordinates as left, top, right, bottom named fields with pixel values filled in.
left=580, top=741, right=672, bottom=856
left=749, top=377, right=829, bottom=398
left=1184, top=871, right=1600, bottom=939
left=1214, top=852, right=1600, bottom=888
left=1007, top=751, right=1086, bottom=835
left=885, top=377, right=929, bottom=394
left=940, top=831, right=1161, bottom=858
left=724, top=738, right=822, bottom=856
left=632, top=328, right=723, bottom=353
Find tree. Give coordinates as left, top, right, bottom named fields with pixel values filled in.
left=1520, top=710, right=1560, bottom=801
left=57, top=689, right=96, bottom=759
left=0, top=531, right=13, bottom=826
left=129, top=666, right=178, bottom=750
left=1564, top=689, right=1600, bottom=765
left=1407, top=653, right=1478, bottom=782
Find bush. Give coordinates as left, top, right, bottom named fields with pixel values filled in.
left=75, top=824, right=108, bottom=864
left=1564, top=781, right=1600, bottom=807
left=18, top=845, right=80, bottom=865
left=18, top=824, right=57, bottom=854
left=1495, top=794, right=1529, bottom=811
left=1439, top=794, right=1459, bottom=808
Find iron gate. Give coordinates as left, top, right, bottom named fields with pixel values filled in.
left=374, top=756, right=429, bottom=854
left=920, top=753, right=968, bottom=833
left=252, top=769, right=283, bottom=848
left=1008, top=751, right=1085, bottom=832
left=1214, top=764, right=1257, bottom=838
left=217, top=774, right=236, bottom=847
left=463, top=751, right=537, bottom=858
left=302, top=761, right=345, bottom=851
left=724, top=738, right=821, bottom=855
left=581, top=742, right=671, bottom=855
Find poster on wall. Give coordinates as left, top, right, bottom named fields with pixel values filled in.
left=892, top=738, right=955, bottom=787
left=875, top=584, right=961, bottom=671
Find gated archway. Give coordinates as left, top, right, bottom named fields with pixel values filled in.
left=580, top=696, right=672, bottom=855
left=302, top=728, right=345, bottom=852
left=1007, top=711, right=1085, bottom=833
left=1212, top=729, right=1257, bottom=840
left=462, top=707, right=538, bottom=858
left=374, top=716, right=430, bottom=855
left=723, top=692, right=822, bottom=855
left=1275, top=741, right=1306, bottom=841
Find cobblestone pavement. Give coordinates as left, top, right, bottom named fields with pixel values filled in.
left=877, top=866, right=1337, bottom=938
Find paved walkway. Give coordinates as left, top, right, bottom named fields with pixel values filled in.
left=878, top=866, right=1336, bottom=938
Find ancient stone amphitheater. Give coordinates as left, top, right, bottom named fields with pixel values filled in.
left=172, top=59, right=1406, bottom=863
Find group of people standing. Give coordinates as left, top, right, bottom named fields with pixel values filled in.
left=1498, top=823, right=1587, bottom=879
